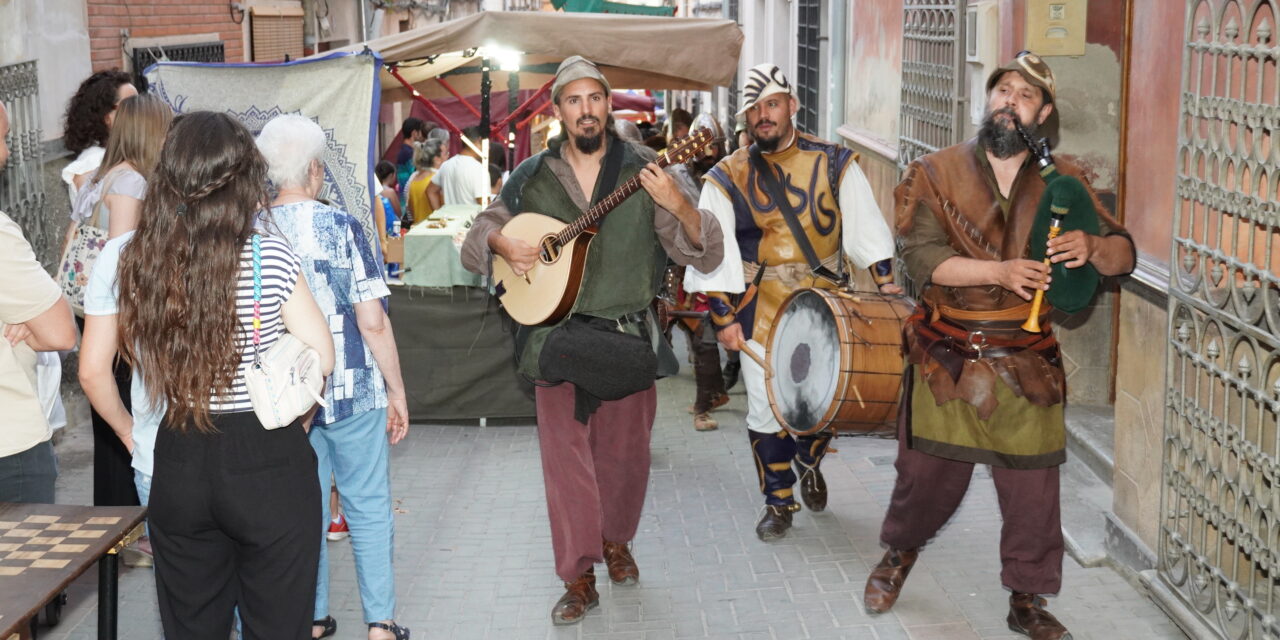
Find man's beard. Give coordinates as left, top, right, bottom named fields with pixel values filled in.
left=751, top=119, right=788, bottom=153
left=978, top=107, right=1034, bottom=159
left=571, top=116, right=604, bottom=153
left=573, top=131, right=604, bottom=154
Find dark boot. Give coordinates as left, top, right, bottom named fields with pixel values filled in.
left=794, top=432, right=833, bottom=512
left=749, top=430, right=799, bottom=541
left=551, top=569, right=599, bottom=625
left=863, top=548, right=920, bottom=614
left=722, top=351, right=741, bottom=390
left=1007, top=592, right=1072, bottom=639
left=755, top=504, right=794, bottom=541
left=692, top=323, right=727, bottom=413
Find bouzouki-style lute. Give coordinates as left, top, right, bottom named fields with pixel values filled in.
left=492, top=128, right=714, bottom=326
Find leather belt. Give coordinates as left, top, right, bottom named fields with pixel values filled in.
left=909, top=304, right=1060, bottom=381
left=934, top=302, right=1041, bottom=322
left=742, top=253, right=842, bottom=289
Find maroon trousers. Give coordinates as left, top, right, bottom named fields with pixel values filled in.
left=535, top=382, right=656, bottom=582
left=879, top=392, right=1064, bottom=594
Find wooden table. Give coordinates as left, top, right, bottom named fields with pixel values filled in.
left=0, top=503, right=146, bottom=640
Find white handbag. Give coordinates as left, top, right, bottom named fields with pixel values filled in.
left=243, top=234, right=328, bottom=430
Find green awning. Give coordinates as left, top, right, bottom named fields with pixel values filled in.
left=551, top=0, right=675, bottom=16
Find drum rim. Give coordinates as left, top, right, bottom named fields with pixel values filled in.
left=765, top=287, right=851, bottom=437
left=765, top=288, right=917, bottom=437
left=766, top=289, right=842, bottom=434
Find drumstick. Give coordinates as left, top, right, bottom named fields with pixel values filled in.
left=852, top=385, right=865, bottom=409
left=738, top=342, right=773, bottom=379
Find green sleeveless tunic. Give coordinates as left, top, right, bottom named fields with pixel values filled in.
left=501, top=134, right=667, bottom=380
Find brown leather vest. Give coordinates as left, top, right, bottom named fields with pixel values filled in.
left=895, top=139, right=1120, bottom=312
left=893, top=140, right=1125, bottom=417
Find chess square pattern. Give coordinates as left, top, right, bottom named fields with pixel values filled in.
left=0, top=515, right=116, bottom=575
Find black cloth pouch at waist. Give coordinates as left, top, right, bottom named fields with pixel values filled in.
left=540, top=314, right=658, bottom=422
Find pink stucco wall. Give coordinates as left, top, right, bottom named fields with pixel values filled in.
left=1121, top=0, right=1184, bottom=265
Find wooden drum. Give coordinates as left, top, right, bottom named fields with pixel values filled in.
left=764, top=289, right=914, bottom=437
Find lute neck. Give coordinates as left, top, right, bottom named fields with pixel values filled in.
left=554, top=151, right=675, bottom=246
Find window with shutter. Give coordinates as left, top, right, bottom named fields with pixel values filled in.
left=250, top=6, right=305, bottom=62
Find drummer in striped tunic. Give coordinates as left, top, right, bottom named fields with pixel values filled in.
left=683, top=64, right=898, bottom=541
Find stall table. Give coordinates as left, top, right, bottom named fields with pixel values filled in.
left=401, top=205, right=483, bottom=289
left=0, top=503, right=146, bottom=640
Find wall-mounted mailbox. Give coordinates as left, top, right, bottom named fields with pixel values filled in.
left=1026, top=0, right=1087, bottom=57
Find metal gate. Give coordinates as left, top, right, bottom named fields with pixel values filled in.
left=1161, top=1, right=1280, bottom=638
left=0, top=61, right=50, bottom=267
left=795, top=0, right=821, bottom=135
left=897, top=0, right=967, bottom=170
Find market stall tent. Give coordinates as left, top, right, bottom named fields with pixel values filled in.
left=323, top=11, right=744, bottom=103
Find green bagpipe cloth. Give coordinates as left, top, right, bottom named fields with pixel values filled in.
left=1026, top=167, right=1099, bottom=314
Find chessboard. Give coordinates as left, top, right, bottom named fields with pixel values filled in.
left=0, top=503, right=145, bottom=640
left=0, top=515, right=122, bottom=575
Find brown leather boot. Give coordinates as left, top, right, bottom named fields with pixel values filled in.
left=798, top=467, right=827, bottom=512
left=1007, top=592, right=1072, bottom=639
left=755, top=504, right=795, bottom=541
left=863, top=547, right=920, bottom=614
left=602, top=539, right=639, bottom=585
left=551, top=569, right=599, bottom=625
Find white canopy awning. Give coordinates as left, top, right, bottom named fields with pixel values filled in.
left=321, top=11, right=744, bottom=101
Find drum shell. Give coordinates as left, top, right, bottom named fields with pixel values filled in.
left=765, top=289, right=914, bottom=437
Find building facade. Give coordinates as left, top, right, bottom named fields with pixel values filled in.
left=754, top=1, right=1273, bottom=637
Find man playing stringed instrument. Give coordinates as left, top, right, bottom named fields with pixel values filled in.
left=459, top=56, right=723, bottom=626
left=683, top=63, right=899, bottom=542
left=862, top=52, right=1135, bottom=640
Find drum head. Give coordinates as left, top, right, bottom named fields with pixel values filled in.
left=767, top=290, right=839, bottom=432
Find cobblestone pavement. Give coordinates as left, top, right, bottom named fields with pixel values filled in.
left=38, top=354, right=1185, bottom=640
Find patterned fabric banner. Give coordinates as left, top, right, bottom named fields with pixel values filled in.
left=145, top=52, right=383, bottom=256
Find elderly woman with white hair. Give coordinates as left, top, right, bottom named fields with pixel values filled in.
left=255, top=114, right=410, bottom=640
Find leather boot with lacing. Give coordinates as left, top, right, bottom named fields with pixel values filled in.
left=551, top=568, right=599, bottom=625
left=1007, top=592, right=1072, bottom=639
left=749, top=430, right=800, bottom=541
left=755, top=503, right=796, bottom=541
left=602, top=539, right=639, bottom=585
left=863, top=547, right=920, bottom=614
left=794, top=432, right=833, bottom=512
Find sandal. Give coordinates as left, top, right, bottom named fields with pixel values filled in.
left=693, top=412, right=719, bottom=431
left=686, top=393, right=730, bottom=415
left=369, top=621, right=411, bottom=640
left=312, top=615, right=336, bottom=639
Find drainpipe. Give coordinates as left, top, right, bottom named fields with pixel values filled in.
left=302, top=0, right=317, bottom=56
left=827, top=0, right=847, bottom=143
left=357, top=0, right=368, bottom=41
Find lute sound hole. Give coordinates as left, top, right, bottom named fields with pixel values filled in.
left=539, top=235, right=561, bottom=263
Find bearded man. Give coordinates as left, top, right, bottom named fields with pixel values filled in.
left=861, top=52, right=1135, bottom=640
left=684, top=63, right=899, bottom=541
left=460, top=56, right=723, bottom=626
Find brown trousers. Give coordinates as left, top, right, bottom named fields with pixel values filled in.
left=681, top=320, right=726, bottom=413
left=878, top=378, right=1064, bottom=595
left=535, top=382, right=656, bottom=582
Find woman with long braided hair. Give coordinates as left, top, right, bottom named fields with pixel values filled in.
left=115, top=111, right=336, bottom=640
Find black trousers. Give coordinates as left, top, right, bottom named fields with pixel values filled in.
left=76, top=315, right=139, bottom=507
left=149, top=411, right=320, bottom=640
left=679, top=320, right=726, bottom=413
